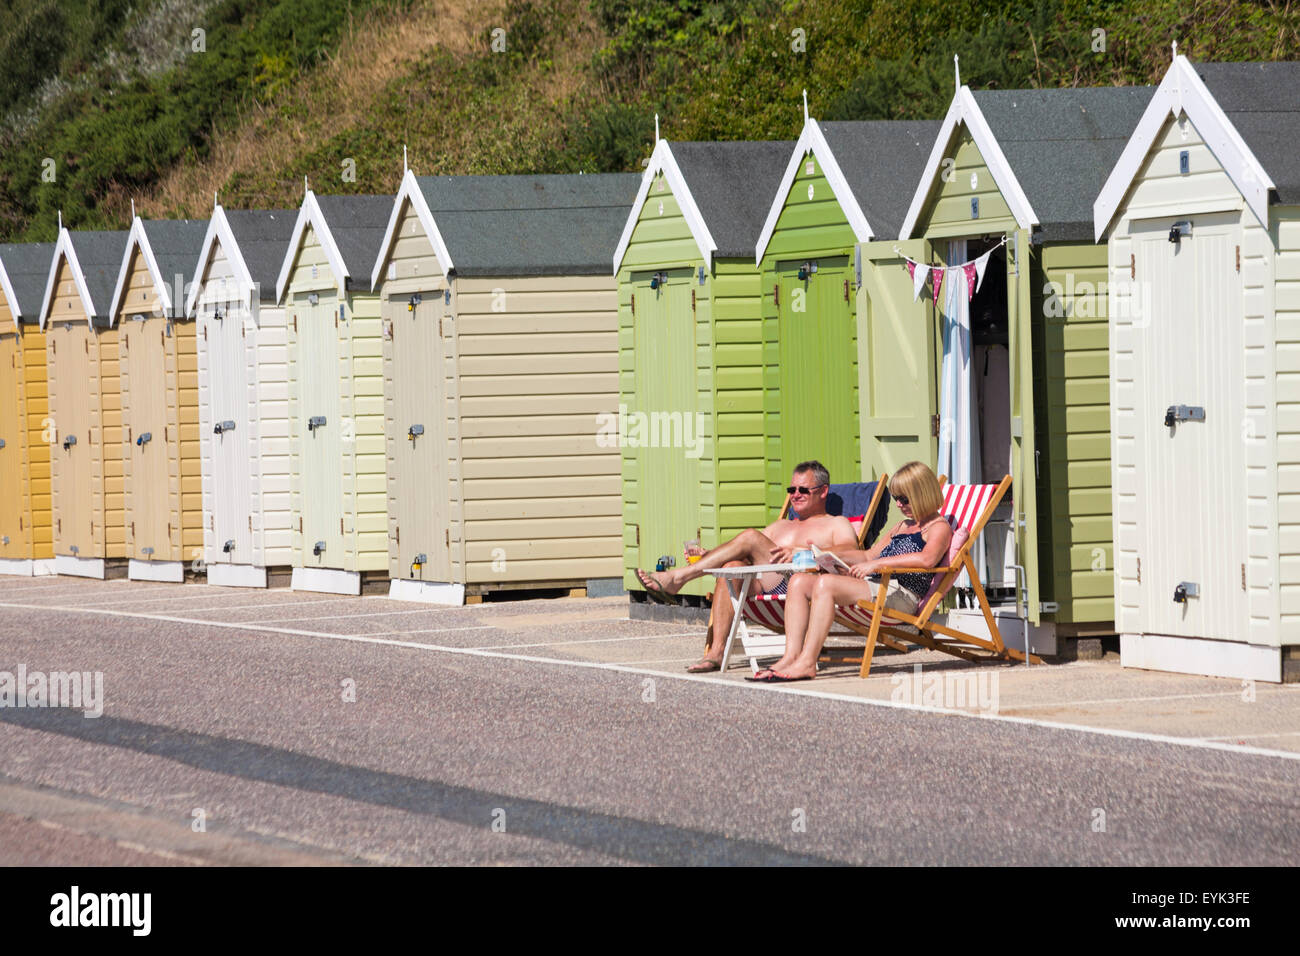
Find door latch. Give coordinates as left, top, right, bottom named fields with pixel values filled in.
left=407, top=424, right=424, bottom=442
left=411, top=553, right=427, bottom=576
left=1164, top=405, right=1205, bottom=427
left=136, top=431, right=152, bottom=447
left=62, top=434, right=77, bottom=450
left=307, top=415, right=327, bottom=433
left=214, top=420, right=236, bottom=434
left=313, top=540, right=326, bottom=556
left=1173, top=581, right=1199, bottom=604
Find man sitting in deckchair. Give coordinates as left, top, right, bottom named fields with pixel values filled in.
left=635, top=460, right=858, bottom=673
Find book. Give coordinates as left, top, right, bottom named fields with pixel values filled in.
left=810, top=544, right=853, bottom=575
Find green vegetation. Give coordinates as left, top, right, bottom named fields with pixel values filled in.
left=0, top=0, right=1295, bottom=241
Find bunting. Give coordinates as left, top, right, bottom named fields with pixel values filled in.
left=896, top=237, right=1006, bottom=303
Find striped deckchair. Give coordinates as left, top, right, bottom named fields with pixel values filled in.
left=726, top=476, right=908, bottom=670
left=847, top=474, right=1043, bottom=677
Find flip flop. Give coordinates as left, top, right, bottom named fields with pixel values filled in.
left=686, top=658, right=721, bottom=674
left=745, top=669, right=778, bottom=682
left=635, top=568, right=679, bottom=605
left=767, top=670, right=813, bottom=683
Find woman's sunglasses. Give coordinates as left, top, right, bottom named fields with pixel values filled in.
left=892, top=494, right=910, bottom=506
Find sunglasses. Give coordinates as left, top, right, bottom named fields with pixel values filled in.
left=787, top=484, right=825, bottom=496
left=892, top=494, right=910, bottom=506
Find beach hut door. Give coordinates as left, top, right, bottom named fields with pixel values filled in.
left=297, top=294, right=346, bottom=564
left=855, top=240, right=937, bottom=479
left=53, top=324, right=92, bottom=555
left=124, top=322, right=171, bottom=557
left=1131, top=215, right=1245, bottom=640
left=1006, top=230, right=1040, bottom=622
left=0, top=335, right=26, bottom=557
left=208, top=300, right=254, bottom=561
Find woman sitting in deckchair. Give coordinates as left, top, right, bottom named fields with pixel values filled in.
left=749, top=461, right=950, bottom=682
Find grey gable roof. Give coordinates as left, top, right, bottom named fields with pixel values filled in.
left=139, top=219, right=208, bottom=315
left=670, top=140, right=793, bottom=258
left=224, top=209, right=297, bottom=302
left=1195, top=62, right=1300, bottom=205
left=414, top=173, right=641, bottom=276
left=820, top=121, right=943, bottom=240
left=66, top=230, right=131, bottom=320
left=0, top=242, right=56, bottom=322
left=971, top=86, right=1154, bottom=240
left=312, top=194, right=394, bottom=291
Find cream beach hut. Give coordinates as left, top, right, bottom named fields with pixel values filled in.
left=188, top=205, right=298, bottom=588
left=1094, top=57, right=1300, bottom=682
left=371, top=171, right=639, bottom=603
left=110, top=215, right=209, bottom=581
left=38, top=226, right=131, bottom=578
left=276, top=190, right=393, bottom=595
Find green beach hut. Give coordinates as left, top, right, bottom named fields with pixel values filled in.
left=753, top=110, right=939, bottom=513
left=611, top=137, right=791, bottom=600
left=857, top=82, right=1152, bottom=652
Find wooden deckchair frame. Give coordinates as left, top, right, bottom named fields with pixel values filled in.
left=848, top=474, right=1043, bottom=677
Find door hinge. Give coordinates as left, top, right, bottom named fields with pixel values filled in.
left=396, top=525, right=400, bottom=545
left=843, top=279, right=849, bottom=302
left=1136, top=556, right=1141, bottom=584
left=248, top=515, right=252, bottom=532
left=439, top=316, right=444, bottom=337
left=127, top=427, right=132, bottom=443
left=209, top=515, right=213, bottom=530
left=1130, top=254, right=1135, bottom=280
left=691, top=289, right=696, bottom=313
left=635, top=526, right=641, bottom=545
left=340, top=517, right=344, bottom=534
left=931, top=414, right=941, bottom=437
left=84, top=338, right=88, bottom=354
left=292, top=314, right=297, bottom=333
left=51, top=340, right=55, bottom=354
left=167, top=521, right=172, bottom=538
left=773, top=284, right=779, bottom=307
left=630, top=294, right=635, bottom=316
left=1242, top=563, right=1246, bottom=591
left=202, top=325, right=207, bottom=341
left=18, top=516, right=22, bottom=531
left=160, top=328, right=164, bottom=346
left=56, top=518, right=60, bottom=533
left=130, top=521, right=135, bottom=537
left=1235, top=245, right=1241, bottom=273
left=298, top=517, right=303, bottom=532
left=445, top=528, right=450, bottom=548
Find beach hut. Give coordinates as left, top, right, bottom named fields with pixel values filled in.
left=1093, top=57, right=1300, bottom=682
left=38, top=225, right=131, bottom=577
left=109, top=215, right=209, bottom=582
left=611, top=138, right=791, bottom=601
left=753, top=112, right=940, bottom=513
left=371, top=170, right=639, bottom=603
left=0, top=243, right=56, bottom=575
left=186, top=204, right=298, bottom=588
left=276, top=189, right=393, bottom=595
left=857, top=81, right=1152, bottom=652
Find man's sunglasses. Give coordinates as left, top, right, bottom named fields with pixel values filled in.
left=786, top=484, right=825, bottom=496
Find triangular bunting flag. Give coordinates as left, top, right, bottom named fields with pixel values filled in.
left=973, top=249, right=992, bottom=294
left=964, top=262, right=978, bottom=299
left=908, top=260, right=928, bottom=301
left=931, top=266, right=944, bottom=301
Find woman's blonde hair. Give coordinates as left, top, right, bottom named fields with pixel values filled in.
left=889, top=461, right=943, bottom=523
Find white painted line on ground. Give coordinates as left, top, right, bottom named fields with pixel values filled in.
left=998, top=690, right=1252, bottom=710
left=356, top=625, right=497, bottom=637
left=256, top=606, right=487, bottom=624
left=471, top=631, right=702, bottom=650
left=1202, top=730, right=1300, bottom=742
left=4, top=599, right=1299, bottom=763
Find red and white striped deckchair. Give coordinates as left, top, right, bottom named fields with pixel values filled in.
left=849, top=474, right=1043, bottom=677
left=729, top=476, right=910, bottom=670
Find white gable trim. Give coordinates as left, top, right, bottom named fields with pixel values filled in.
left=369, top=168, right=455, bottom=291
left=38, top=227, right=97, bottom=330
left=184, top=206, right=256, bottom=318
left=108, top=217, right=174, bottom=326
left=899, top=86, right=1038, bottom=238
left=275, top=190, right=352, bottom=304
left=611, top=139, right=717, bottom=274
left=1093, top=55, right=1275, bottom=240
left=754, top=118, right=874, bottom=264
left=0, top=256, right=22, bottom=331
